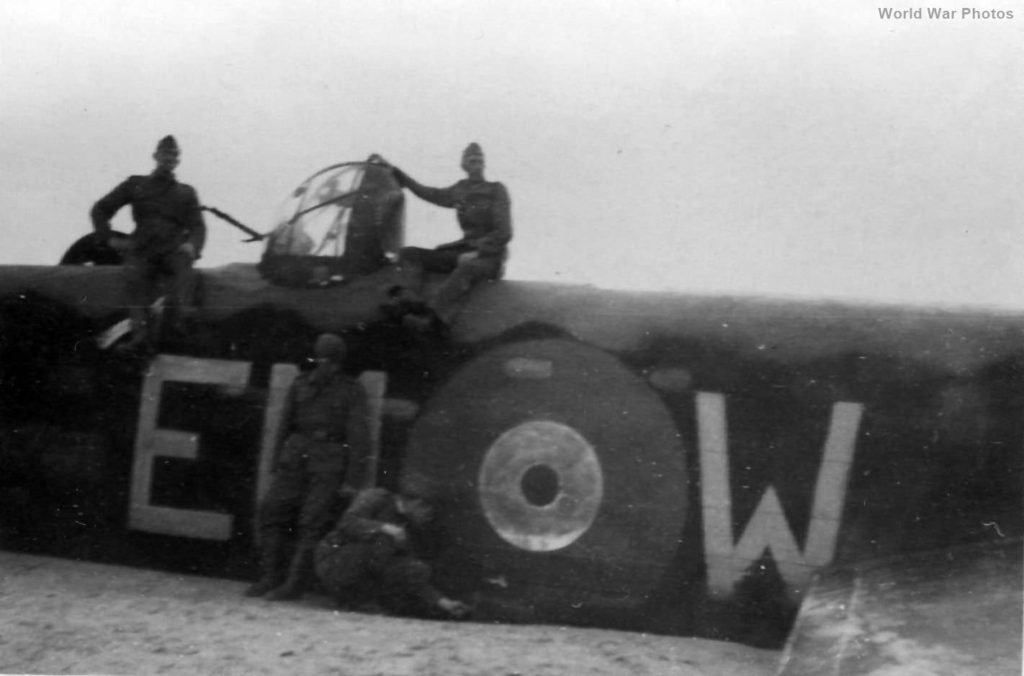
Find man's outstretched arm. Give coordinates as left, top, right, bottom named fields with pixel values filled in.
left=392, top=168, right=458, bottom=209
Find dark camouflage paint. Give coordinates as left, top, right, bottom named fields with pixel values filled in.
left=0, top=266, right=1021, bottom=648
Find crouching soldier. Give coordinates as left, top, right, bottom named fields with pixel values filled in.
left=245, top=333, right=370, bottom=601
left=314, top=480, right=470, bottom=619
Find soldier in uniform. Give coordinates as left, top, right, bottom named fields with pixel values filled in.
left=384, top=143, right=512, bottom=329
left=246, top=333, right=371, bottom=601
left=90, top=135, right=207, bottom=352
left=314, top=480, right=470, bottom=619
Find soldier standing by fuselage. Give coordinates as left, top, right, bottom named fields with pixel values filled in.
left=90, top=135, right=207, bottom=352
left=246, top=333, right=370, bottom=601
left=385, top=143, right=512, bottom=329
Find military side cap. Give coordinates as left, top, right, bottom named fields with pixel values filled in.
left=156, top=135, right=179, bottom=152
left=462, top=142, right=484, bottom=160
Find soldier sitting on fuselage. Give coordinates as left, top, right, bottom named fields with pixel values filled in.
left=90, top=135, right=207, bottom=354
left=377, top=143, right=512, bottom=332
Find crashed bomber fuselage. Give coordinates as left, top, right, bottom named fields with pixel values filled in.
left=0, top=258, right=1021, bottom=646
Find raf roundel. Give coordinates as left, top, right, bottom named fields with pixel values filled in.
left=478, top=419, right=603, bottom=552
left=400, top=338, right=690, bottom=618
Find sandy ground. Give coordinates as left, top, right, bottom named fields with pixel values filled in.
left=0, top=552, right=780, bottom=676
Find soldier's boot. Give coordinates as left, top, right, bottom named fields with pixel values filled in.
left=244, top=535, right=287, bottom=597
left=116, top=307, right=152, bottom=354
left=265, top=544, right=314, bottom=601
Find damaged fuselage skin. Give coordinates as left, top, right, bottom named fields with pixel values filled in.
left=1, top=261, right=1020, bottom=655
left=0, top=162, right=1020, bottom=664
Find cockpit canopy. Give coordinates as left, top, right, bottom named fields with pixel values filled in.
left=258, top=159, right=404, bottom=286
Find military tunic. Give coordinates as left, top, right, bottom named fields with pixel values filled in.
left=398, top=176, right=512, bottom=259
left=314, top=487, right=445, bottom=614
left=395, top=173, right=513, bottom=323
left=91, top=173, right=207, bottom=308
left=256, top=370, right=370, bottom=548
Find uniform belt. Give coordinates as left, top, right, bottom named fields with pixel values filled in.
left=298, top=430, right=346, bottom=443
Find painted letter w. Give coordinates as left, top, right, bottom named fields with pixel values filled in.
left=697, top=392, right=863, bottom=600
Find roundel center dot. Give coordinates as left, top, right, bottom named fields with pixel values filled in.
left=521, top=464, right=560, bottom=507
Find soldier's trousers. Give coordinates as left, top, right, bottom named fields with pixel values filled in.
left=397, top=246, right=503, bottom=323
left=314, top=532, right=442, bottom=613
left=123, top=246, right=198, bottom=310
left=122, top=247, right=199, bottom=344
left=256, top=447, right=346, bottom=550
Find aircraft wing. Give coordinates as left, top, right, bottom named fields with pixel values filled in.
left=777, top=537, right=1023, bottom=675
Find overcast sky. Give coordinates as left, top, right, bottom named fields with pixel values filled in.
left=2, top=0, right=1022, bottom=309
